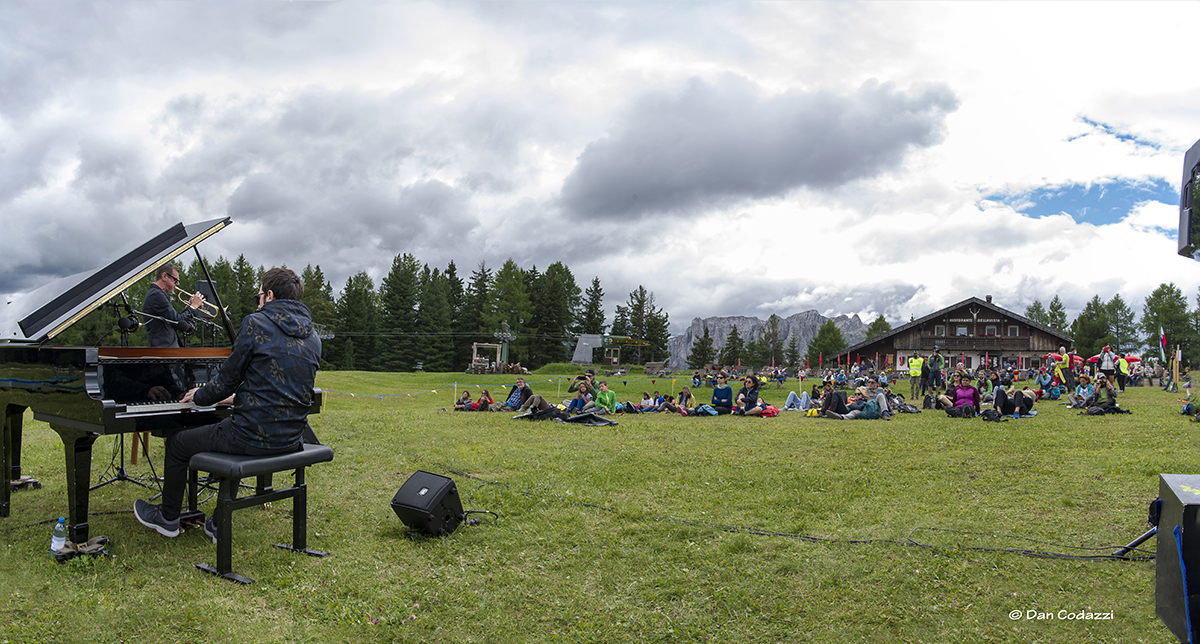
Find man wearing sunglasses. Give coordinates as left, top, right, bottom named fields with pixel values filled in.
left=144, top=262, right=205, bottom=348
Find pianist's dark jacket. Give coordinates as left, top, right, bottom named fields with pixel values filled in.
left=193, top=299, right=320, bottom=452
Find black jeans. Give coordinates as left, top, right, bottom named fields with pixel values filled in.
left=821, top=391, right=849, bottom=415
left=159, top=418, right=298, bottom=521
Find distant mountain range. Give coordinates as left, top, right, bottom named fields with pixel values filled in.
left=667, top=312, right=867, bottom=369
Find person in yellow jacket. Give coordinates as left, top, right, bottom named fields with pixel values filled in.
left=908, top=354, right=924, bottom=400
left=1116, top=355, right=1130, bottom=393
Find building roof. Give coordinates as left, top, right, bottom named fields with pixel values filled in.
left=837, top=296, right=1073, bottom=358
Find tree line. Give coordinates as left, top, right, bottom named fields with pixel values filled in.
left=54, top=254, right=672, bottom=372
left=1025, top=286, right=1200, bottom=365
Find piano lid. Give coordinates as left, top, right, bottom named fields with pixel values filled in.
left=0, top=217, right=231, bottom=343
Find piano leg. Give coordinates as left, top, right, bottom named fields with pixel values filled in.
left=49, top=425, right=98, bottom=543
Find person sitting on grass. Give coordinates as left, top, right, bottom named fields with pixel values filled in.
left=711, top=374, right=734, bottom=415
left=992, top=376, right=1032, bottom=418
left=567, top=381, right=592, bottom=414
left=474, top=390, right=493, bottom=411
left=825, top=375, right=890, bottom=420
left=819, top=380, right=850, bottom=416
left=677, top=386, right=695, bottom=412
left=568, top=370, right=595, bottom=395
left=656, top=394, right=677, bottom=414
left=592, top=381, right=617, bottom=414
left=491, top=377, right=533, bottom=411
left=638, top=391, right=656, bottom=412
left=937, top=373, right=980, bottom=415
left=783, top=388, right=815, bottom=411
left=734, top=376, right=765, bottom=416
left=1081, top=373, right=1121, bottom=415
left=453, top=391, right=474, bottom=411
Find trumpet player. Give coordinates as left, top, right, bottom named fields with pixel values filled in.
left=144, top=262, right=204, bottom=348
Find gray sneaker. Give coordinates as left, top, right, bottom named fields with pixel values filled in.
left=824, top=410, right=843, bottom=420
left=203, top=517, right=218, bottom=544
left=133, top=499, right=179, bottom=538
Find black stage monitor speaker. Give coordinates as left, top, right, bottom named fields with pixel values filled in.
left=1157, top=474, right=1200, bottom=644
left=391, top=470, right=464, bottom=536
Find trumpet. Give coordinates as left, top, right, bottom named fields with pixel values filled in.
left=176, top=289, right=227, bottom=319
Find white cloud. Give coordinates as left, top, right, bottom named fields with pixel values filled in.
left=3, top=0, right=1200, bottom=332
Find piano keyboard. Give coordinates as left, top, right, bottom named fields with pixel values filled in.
left=115, top=401, right=218, bottom=417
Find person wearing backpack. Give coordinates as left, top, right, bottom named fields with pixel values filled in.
left=825, top=375, right=891, bottom=420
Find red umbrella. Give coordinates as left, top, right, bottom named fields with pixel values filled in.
left=1086, top=355, right=1100, bottom=364
left=1124, top=355, right=1141, bottom=363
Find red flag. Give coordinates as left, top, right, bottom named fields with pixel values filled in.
left=856, top=354, right=860, bottom=365
left=819, top=352, right=822, bottom=367
left=806, top=357, right=810, bottom=369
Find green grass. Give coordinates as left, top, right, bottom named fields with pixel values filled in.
left=0, top=372, right=1190, bottom=642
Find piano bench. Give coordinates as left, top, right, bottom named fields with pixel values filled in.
left=186, top=443, right=334, bottom=584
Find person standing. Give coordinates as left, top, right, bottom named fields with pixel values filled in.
left=907, top=354, right=924, bottom=400
left=1099, top=345, right=1117, bottom=381
left=143, top=262, right=204, bottom=348
left=927, top=346, right=945, bottom=392
left=1116, top=355, right=1130, bottom=393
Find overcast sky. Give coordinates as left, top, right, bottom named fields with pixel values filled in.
left=3, top=1, right=1199, bottom=334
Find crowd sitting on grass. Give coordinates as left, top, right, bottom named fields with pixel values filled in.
left=448, top=357, right=1147, bottom=419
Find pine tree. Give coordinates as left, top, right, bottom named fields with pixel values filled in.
left=415, top=266, right=454, bottom=371
left=1144, top=283, right=1195, bottom=365
left=333, top=271, right=378, bottom=371
left=686, top=325, right=716, bottom=369
left=744, top=331, right=767, bottom=368
left=376, top=254, right=420, bottom=371
left=610, top=286, right=668, bottom=364
left=527, top=262, right=581, bottom=367
left=864, top=314, right=891, bottom=340
left=718, top=325, right=744, bottom=367
left=1024, top=299, right=1049, bottom=327
left=444, top=261, right=469, bottom=370
left=784, top=335, right=801, bottom=372
left=1106, top=294, right=1139, bottom=355
left=764, top=314, right=785, bottom=366
left=231, top=254, right=258, bottom=328
left=1047, top=295, right=1068, bottom=331
left=485, top=259, right=534, bottom=365
left=1070, top=295, right=1113, bottom=358
left=580, top=277, right=607, bottom=335
left=805, top=320, right=847, bottom=367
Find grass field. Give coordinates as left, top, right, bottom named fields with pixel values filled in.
left=0, top=370, right=1192, bottom=643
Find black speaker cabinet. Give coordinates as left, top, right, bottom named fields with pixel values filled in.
left=1157, top=474, right=1200, bottom=644
left=391, top=470, right=464, bottom=536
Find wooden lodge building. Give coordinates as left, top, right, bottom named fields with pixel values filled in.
left=834, top=296, right=1073, bottom=373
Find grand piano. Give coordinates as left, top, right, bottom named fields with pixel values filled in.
left=0, top=217, right=322, bottom=542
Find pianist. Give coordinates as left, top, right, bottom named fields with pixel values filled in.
left=134, top=267, right=320, bottom=538
left=144, top=262, right=205, bottom=348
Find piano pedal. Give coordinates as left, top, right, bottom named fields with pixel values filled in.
left=10, top=475, right=41, bottom=491
left=179, top=510, right=205, bottom=530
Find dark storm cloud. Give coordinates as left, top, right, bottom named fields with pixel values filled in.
left=561, top=76, right=959, bottom=221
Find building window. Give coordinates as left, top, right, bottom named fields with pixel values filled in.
left=956, top=325, right=968, bottom=336
left=1008, top=325, right=1019, bottom=337
left=934, top=325, right=945, bottom=337
left=985, top=325, right=997, bottom=337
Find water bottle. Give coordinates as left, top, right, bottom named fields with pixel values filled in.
left=50, top=517, right=66, bottom=553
